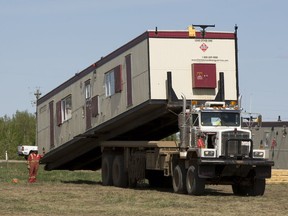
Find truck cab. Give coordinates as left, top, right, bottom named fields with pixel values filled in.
left=188, top=101, right=267, bottom=160
left=175, top=100, right=273, bottom=196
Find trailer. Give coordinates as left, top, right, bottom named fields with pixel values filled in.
left=38, top=25, right=273, bottom=195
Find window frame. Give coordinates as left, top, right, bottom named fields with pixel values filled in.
left=85, top=80, right=91, bottom=100
left=105, top=70, right=115, bottom=97
left=61, top=95, right=72, bottom=122
left=104, top=65, right=122, bottom=97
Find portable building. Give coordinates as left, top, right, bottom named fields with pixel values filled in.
left=250, top=121, right=288, bottom=169
left=38, top=28, right=238, bottom=170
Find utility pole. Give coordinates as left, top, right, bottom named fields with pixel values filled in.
left=34, top=88, right=41, bottom=147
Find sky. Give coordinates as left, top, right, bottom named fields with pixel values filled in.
left=0, top=0, right=287, bottom=121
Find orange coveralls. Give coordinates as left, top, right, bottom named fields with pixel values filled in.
left=27, top=152, right=43, bottom=183
left=197, top=137, right=205, bottom=148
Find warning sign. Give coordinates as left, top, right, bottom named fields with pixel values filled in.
left=200, top=43, right=208, bottom=52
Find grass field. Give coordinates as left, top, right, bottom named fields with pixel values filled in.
left=0, top=162, right=287, bottom=216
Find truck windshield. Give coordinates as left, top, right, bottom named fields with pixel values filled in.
left=201, top=112, right=240, bottom=126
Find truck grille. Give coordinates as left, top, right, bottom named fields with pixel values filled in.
left=221, top=131, right=250, bottom=157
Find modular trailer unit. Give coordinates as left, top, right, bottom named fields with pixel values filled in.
left=39, top=27, right=238, bottom=170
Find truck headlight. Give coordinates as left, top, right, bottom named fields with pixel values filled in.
left=201, top=149, right=216, bottom=158
left=204, top=151, right=215, bottom=156
left=253, top=150, right=267, bottom=159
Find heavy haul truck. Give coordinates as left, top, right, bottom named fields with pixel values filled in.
left=101, top=95, right=274, bottom=195
left=38, top=25, right=273, bottom=195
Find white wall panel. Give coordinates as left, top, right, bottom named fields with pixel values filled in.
left=149, top=38, right=237, bottom=101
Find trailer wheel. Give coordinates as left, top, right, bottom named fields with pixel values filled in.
left=248, top=178, right=266, bottom=196
left=172, top=165, right=187, bottom=194
left=112, top=155, right=128, bottom=188
left=101, top=154, right=114, bottom=186
left=186, top=165, right=205, bottom=196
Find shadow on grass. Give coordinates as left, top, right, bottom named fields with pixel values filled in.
left=61, top=180, right=102, bottom=185
left=60, top=179, right=234, bottom=196
left=129, top=182, right=234, bottom=196
left=204, top=187, right=234, bottom=196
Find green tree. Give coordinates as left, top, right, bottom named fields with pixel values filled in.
left=162, top=133, right=179, bottom=141
left=0, top=111, right=36, bottom=160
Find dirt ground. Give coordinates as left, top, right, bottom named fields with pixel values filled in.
left=0, top=181, right=287, bottom=216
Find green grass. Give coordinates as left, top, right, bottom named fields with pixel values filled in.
left=0, top=161, right=101, bottom=184
left=1, top=162, right=288, bottom=216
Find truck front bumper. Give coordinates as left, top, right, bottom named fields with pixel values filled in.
left=197, top=158, right=274, bottom=179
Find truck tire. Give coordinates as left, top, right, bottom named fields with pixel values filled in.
left=112, top=155, right=128, bottom=188
left=172, top=165, right=187, bottom=194
left=249, top=178, right=266, bottom=196
left=101, top=154, right=114, bottom=186
left=232, top=178, right=266, bottom=196
left=186, top=165, right=205, bottom=196
left=232, top=184, right=249, bottom=196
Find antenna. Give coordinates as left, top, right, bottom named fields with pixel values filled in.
left=192, top=24, right=215, bottom=38
left=34, top=88, right=42, bottom=101
left=32, top=87, right=42, bottom=107
left=34, top=87, right=41, bottom=146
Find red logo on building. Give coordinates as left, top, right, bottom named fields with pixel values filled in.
left=200, top=43, right=208, bottom=52
left=196, top=72, right=204, bottom=80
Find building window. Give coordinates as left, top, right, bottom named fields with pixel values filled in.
left=105, top=70, right=115, bottom=97
left=61, top=95, right=72, bottom=122
left=56, top=95, right=72, bottom=126
left=105, top=65, right=122, bottom=97
left=85, top=80, right=91, bottom=100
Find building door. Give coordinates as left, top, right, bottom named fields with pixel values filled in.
left=49, top=101, right=55, bottom=149
left=85, top=80, right=92, bottom=130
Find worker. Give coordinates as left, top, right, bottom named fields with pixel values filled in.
left=197, top=133, right=205, bottom=148
left=27, top=150, right=44, bottom=183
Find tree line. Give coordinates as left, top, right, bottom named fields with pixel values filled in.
left=0, top=111, right=35, bottom=160
left=0, top=110, right=178, bottom=160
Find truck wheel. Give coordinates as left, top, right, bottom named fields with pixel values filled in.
left=232, top=184, right=249, bottom=196
left=112, top=155, right=128, bottom=188
left=186, top=165, right=205, bottom=196
left=172, top=165, right=187, bottom=194
left=249, top=178, right=266, bottom=196
left=101, top=154, right=114, bottom=186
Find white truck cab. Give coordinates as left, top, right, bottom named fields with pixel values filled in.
left=183, top=101, right=267, bottom=160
